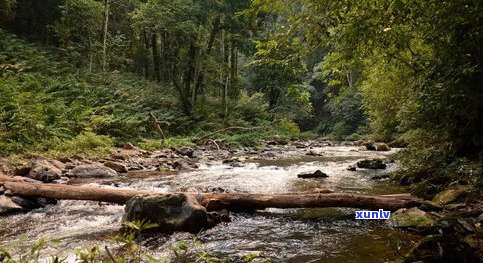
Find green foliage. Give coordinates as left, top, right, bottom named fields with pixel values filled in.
left=139, top=137, right=194, bottom=151
left=49, top=132, right=114, bottom=157
left=273, top=117, right=300, bottom=134
left=0, top=29, right=187, bottom=156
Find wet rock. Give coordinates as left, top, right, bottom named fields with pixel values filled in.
left=11, top=196, right=36, bottom=209
left=374, top=142, right=391, bottom=151
left=71, top=164, right=118, bottom=178
left=0, top=195, right=24, bottom=214
left=123, top=194, right=209, bottom=233
left=356, top=159, right=387, bottom=169
left=103, top=161, right=128, bottom=173
left=432, top=185, right=468, bottom=205
left=35, top=197, right=57, bottom=207
left=347, top=166, right=357, bottom=171
left=261, top=152, right=277, bottom=158
left=207, top=210, right=231, bottom=227
left=390, top=207, right=436, bottom=229
left=175, top=147, right=194, bottom=158
left=28, top=160, right=62, bottom=183
left=171, top=161, right=184, bottom=171
left=297, top=170, right=329, bottom=179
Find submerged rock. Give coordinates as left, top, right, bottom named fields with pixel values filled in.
left=297, top=170, right=329, bottom=179
left=71, top=164, right=118, bottom=178
left=123, top=194, right=209, bottom=233
left=356, top=159, right=387, bottom=169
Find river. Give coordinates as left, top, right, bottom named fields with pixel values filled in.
left=0, top=145, right=420, bottom=262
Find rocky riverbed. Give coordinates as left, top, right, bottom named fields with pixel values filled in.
left=0, top=139, right=436, bottom=262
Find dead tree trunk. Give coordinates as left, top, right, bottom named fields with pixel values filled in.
left=0, top=181, right=423, bottom=211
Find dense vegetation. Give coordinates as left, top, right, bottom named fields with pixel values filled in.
left=1, top=0, right=482, bottom=185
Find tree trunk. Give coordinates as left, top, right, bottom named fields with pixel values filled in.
left=194, top=16, right=221, bottom=99
left=151, top=33, right=161, bottom=82
left=0, top=181, right=423, bottom=211
left=102, top=0, right=109, bottom=72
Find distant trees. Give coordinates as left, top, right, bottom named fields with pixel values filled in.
left=249, top=0, right=483, bottom=175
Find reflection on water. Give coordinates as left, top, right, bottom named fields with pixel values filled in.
left=0, top=146, right=419, bottom=262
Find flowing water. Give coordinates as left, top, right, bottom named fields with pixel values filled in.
left=0, top=146, right=420, bottom=262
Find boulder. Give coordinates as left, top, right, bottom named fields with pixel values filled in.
left=28, top=160, right=62, bottom=183
left=356, top=159, right=387, bottom=169
left=123, top=194, right=209, bottom=233
left=297, top=170, right=329, bottom=179
left=104, top=161, right=128, bottom=173
left=71, top=164, right=118, bottom=178
left=390, top=207, right=436, bottom=229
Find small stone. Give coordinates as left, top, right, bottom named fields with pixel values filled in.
left=347, top=166, right=357, bottom=171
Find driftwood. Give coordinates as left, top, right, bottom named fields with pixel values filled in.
left=0, top=181, right=423, bottom=211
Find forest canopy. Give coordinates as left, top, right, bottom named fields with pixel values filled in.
left=0, top=0, right=482, bottom=186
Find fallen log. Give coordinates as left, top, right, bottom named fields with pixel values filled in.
left=198, top=192, right=422, bottom=211
left=0, top=181, right=423, bottom=211
left=1, top=181, right=152, bottom=204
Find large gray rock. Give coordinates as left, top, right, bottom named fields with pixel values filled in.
left=28, top=160, right=62, bottom=183
left=71, top=164, right=118, bottom=178
left=123, top=194, right=209, bottom=233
